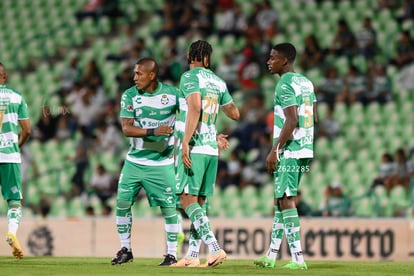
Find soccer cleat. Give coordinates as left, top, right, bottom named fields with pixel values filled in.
left=176, top=232, right=185, bottom=256
left=159, top=254, right=177, bottom=266
left=199, top=249, right=227, bottom=267
left=254, top=256, right=275, bottom=268
left=6, top=232, right=24, bottom=259
left=111, top=247, right=133, bottom=265
left=170, top=257, right=200, bottom=267
left=282, top=261, right=308, bottom=270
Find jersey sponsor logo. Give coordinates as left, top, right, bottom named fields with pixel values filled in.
left=299, top=135, right=313, bottom=147
left=135, top=97, right=142, bottom=104
left=0, top=136, right=13, bottom=148
left=149, top=110, right=156, bottom=116
left=160, top=94, right=169, bottom=105
left=146, top=120, right=172, bottom=128
left=160, top=110, right=171, bottom=115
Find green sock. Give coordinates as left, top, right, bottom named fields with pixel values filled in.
left=116, top=200, right=132, bottom=250
left=161, top=207, right=178, bottom=258
left=185, top=203, right=221, bottom=254
left=267, top=206, right=284, bottom=260
left=282, top=208, right=304, bottom=263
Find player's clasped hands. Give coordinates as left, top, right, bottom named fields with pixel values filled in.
left=155, top=125, right=174, bottom=136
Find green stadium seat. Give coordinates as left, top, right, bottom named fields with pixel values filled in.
left=353, top=196, right=376, bottom=217
left=50, top=196, right=67, bottom=217
left=67, top=197, right=85, bottom=217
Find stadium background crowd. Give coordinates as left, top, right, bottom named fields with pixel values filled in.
left=0, top=0, right=413, bottom=219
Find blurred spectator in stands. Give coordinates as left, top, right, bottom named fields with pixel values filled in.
left=81, top=59, right=103, bottom=87
left=385, top=148, right=414, bottom=192
left=370, top=152, right=396, bottom=190
left=317, top=105, right=340, bottom=140
left=316, top=66, right=345, bottom=105
left=115, top=66, right=134, bottom=101
left=299, top=34, right=325, bottom=71
left=124, top=38, right=153, bottom=69
left=75, top=0, right=122, bottom=22
left=106, top=24, right=136, bottom=62
left=232, top=2, right=248, bottom=38
left=238, top=47, right=261, bottom=94
left=101, top=100, right=121, bottom=130
left=66, top=81, right=83, bottom=107
left=244, top=15, right=262, bottom=48
left=366, top=64, right=392, bottom=104
left=355, top=17, right=377, bottom=61
left=88, top=164, right=114, bottom=207
left=75, top=0, right=105, bottom=21
left=321, top=182, right=351, bottom=217
left=159, top=38, right=183, bottom=84
left=234, top=93, right=267, bottom=152
left=216, top=1, right=237, bottom=38
left=71, top=85, right=102, bottom=130
left=67, top=126, right=94, bottom=198
left=56, top=56, right=81, bottom=97
left=256, top=0, right=278, bottom=39
left=94, top=120, right=123, bottom=155
left=396, top=0, right=414, bottom=25
left=377, top=0, right=400, bottom=10
left=389, top=30, right=414, bottom=69
left=33, top=106, right=58, bottom=142
left=154, top=0, right=191, bottom=38
left=218, top=150, right=242, bottom=189
left=329, top=19, right=357, bottom=60
left=216, top=52, right=239, bottom=93
left=189, top=1, right=215, bottom=37
left=336, top=65, right=367, bottom=104
left=55, top=115, right=72, bottom=141
left=295, top=190, right=314, bottom=217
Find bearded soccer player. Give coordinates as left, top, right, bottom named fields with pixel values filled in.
left=0, top=62, right=31, bottom=259
left=174, top=40, right=240, bottom=267
left=111, top=58, right=179, bottom=266
left=254, top=43, right=317, bottom=270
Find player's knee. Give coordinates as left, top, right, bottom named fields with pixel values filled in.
left=160, top=207, right=176, bottom=217
left=117, top=200, right=132, bottom=209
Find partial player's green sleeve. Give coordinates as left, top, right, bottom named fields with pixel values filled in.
left=119, top=91, right=134, bottom=118
left=179, top=71, right=199, bottom=97
left=219, top=89, right=233, bottom=106
left=278, top=82, right=297, bottom=108
left=18, top=96, right=29, bottom=119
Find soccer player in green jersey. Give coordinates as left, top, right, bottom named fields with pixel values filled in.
left=111, top=58, right=179, bottom=266
left=0, top=63, right=31, bottom=259
left=254, top=43, right=317, bottom=270
left=174, top=40, right=240, bottom=267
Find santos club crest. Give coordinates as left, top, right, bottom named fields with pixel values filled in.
left=161, top=94, right=169, bottom=105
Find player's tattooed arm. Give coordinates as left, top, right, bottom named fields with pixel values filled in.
left=222, top=102, right=240, bottom=121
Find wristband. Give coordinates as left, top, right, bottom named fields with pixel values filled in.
left=147, top=128, right=155, bottom=136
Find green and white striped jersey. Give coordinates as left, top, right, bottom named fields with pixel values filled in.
left=0, top=85, right=29, bottom=163
left=120, top=82, right=178, bottom=166
left=176, top=67, right=233, bottom=156
left=273, top=72, right=316, bottom=159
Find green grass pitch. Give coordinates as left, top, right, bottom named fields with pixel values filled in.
left=1, top=257, right=413, bottom=276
